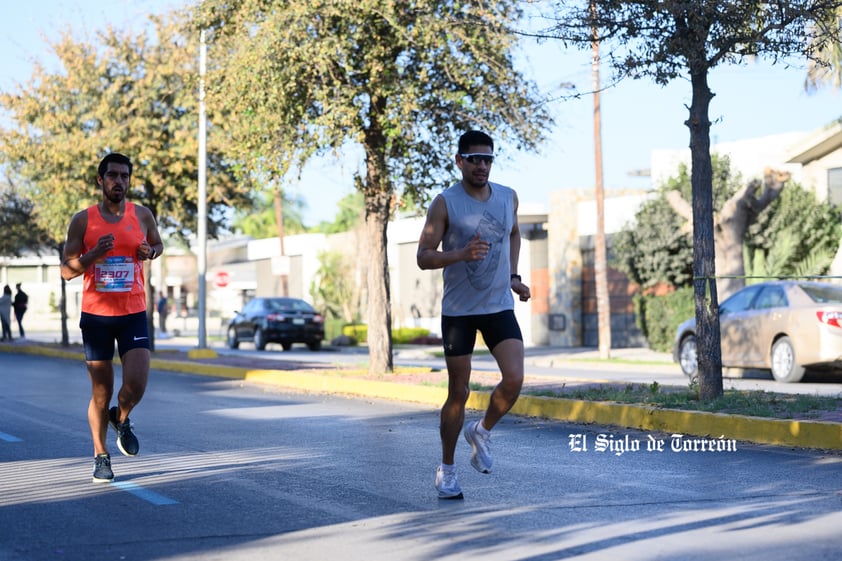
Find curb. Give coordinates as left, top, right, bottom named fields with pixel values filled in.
left=4, top=343, right=840, bottom=451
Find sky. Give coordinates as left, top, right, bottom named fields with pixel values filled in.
left=2, top=1, right=841, bottom=225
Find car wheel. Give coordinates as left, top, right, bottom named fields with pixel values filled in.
left=770, top=336, right=805, bottom=383
left=227, top=328, right=239, bottom=349
left=254, top=328, right=267, bottom=351
left=678, top=335, right=698, bottom=379
left=281, top=342, right=292, bottom=351
left=307, top=340, right=322, bottom=351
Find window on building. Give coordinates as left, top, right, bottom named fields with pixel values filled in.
left=829, top=167, right=842, bottom=207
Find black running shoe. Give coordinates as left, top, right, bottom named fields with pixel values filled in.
left=92, top=453, right=113, bottom=483
left=109, top=406, right=139, bottom=456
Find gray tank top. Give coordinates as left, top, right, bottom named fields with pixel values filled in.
left=440, top=181, right=515, bottom=316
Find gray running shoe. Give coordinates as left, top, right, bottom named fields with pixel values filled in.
left=464, top=420, right=492, bottom=473
left=109, top=406, right=139, bottom=456
left=92, top=453, right=113, bottom=483
left=435, top=466, right=463, bottom=500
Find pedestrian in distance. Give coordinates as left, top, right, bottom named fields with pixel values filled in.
left=0, top=285, right=13, bottom=341
left=13, top=282, right=28, bottom=338
left=157, top=291, right=169, bottom=337
left=60, top=152, right=164, bottom=483
left=416, top=130, right=531, bottom=500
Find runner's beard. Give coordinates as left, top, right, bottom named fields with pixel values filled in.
left=105, top=188, right=125, bottom=204
left=464, top=175, right=488, bottom=189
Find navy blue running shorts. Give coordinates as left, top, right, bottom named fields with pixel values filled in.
left=80, top=311, right=150, bottom=361
left=441, top=310, right=523, bottom=356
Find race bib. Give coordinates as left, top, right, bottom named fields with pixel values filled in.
left=94, top=256, right=135, bottom=292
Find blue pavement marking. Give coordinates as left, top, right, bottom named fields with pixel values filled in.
left=111, top=481, right=179, bottom=505
left=0, top=431, right=23, bottom=442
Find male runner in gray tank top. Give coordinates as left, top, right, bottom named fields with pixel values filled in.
left=417, top=130, right=531, bottom=499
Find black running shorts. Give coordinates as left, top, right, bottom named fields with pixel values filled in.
left=441, top=310, right=523, bottom=356
left=80, top=311, right=150, bottom=361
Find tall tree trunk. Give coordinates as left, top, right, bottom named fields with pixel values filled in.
left=687, top=69, right=723, bottom=400
left=365, top=188, right=394, bottom=375
left=361, top=96, right=394, bottom=375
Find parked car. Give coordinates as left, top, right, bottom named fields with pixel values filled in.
left=673, top=280, right=842, bottom=383
left=227, top=297, right=325, bottom=351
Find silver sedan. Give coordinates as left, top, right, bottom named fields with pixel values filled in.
left=673, top=280, right=842, bottom=383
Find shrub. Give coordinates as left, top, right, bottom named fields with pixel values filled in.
left=393, top=327, right=431, bottom=344
left=342, top=324, right=368, bottom=343
left=635, top=286, right=695, bottom=352
left=341, top=324, right=431, bottom=345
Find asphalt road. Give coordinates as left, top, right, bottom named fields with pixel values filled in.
left=1, top=353, right=841, bottom=561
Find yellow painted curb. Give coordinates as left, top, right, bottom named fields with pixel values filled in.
left=2, top=344, right=839, bottom=450
left=512, top=395, right=842, bottom=451
left=4, top=344, right=83, bottom=361
left=187, top=348, right=219, bottom=359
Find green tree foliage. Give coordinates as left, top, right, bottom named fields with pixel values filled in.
left=660, top=154, right=743, bottom=215
left=196, top=0, right=550, bottom=374
left=745, top=184, right=841, bottom=279
left=0, top=181, right=53, bottom=256
left=611, top=192, right=694, bottom=290
left=542, top=0, right=842, bottom=399
left=634, top=286, right=695, bottom=353
left=613, top=155, right=740, bottom=290
left=233, top=190, right=307, bottom=238
left=0, top=12, right=256, bottom=345
left=310, top=249, right=361, bottom=324
left=317, top=192, right=365, bottom=234
left=0, top=13, right=253, bottom=245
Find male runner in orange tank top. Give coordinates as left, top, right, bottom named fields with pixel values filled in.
left=61, top=152, right=164, bottom=483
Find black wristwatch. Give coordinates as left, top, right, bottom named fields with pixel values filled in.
left=510, top=274, right=521, bottom=282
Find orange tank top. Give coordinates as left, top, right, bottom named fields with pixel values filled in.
left=81, top=202, right=148, bottom=316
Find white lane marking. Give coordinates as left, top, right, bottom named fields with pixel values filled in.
left=0, top=431, right=23, bottom=442
left=111, top=481, right=179, bottom=505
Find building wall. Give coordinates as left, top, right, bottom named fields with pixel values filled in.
left=547, top=190, right=586, bottom=347
left=579, top=236, right=645, bottom=348
left=802, top=149, right=842, bottom=203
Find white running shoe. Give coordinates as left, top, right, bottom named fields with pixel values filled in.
left=435, top=466, right=464, bottom=500
left=464, top=420, right=492, bottom=474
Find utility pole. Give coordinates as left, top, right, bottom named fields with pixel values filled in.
left=592, top=2, right=612, bottom=358
left=197, top=29, right=209, bottom=349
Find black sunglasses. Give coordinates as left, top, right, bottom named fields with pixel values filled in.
left=460, top=153, right=494, bottom=165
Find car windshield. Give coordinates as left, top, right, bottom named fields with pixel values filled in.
left=265, top=298, right=315, bottom=312
left=798, top=283, right=842, bottom=304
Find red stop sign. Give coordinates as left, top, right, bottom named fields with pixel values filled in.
left=214, top=271, right=230, bottom=288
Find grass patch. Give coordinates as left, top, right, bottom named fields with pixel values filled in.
left=526, top=381, right=841, bottom=420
